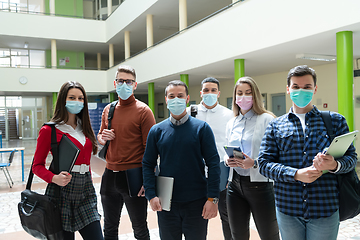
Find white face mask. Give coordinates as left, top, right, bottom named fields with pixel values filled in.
left=202, top=93, right=218, bottom=107
left=167, top=97, right=187, bottom=115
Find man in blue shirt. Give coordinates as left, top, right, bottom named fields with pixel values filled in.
left=142, top=80, right=220, bottom=240
left=258, top=65, right=357, bottom=240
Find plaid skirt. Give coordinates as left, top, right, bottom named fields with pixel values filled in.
left=45, top=172, right=101, bottom=232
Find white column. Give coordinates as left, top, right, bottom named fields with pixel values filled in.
left=97, top=53, right=101, bottom=70
left=50, top=0, right=55, bottom=15
left=109, top=44, right=114, bottom=68
left=107, top=0, right=112, bottom=17
left=51, top=39, right=57, bottom=68
left=179, top=0, right=187, bottom=31
left=146, top=14, right=154, bottom=48
left=124, top=31, right=130, bottom=59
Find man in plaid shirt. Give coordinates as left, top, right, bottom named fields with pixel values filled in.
left=258, top=65, right=357, bottom=240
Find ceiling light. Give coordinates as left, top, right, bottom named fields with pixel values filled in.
left=24, top=42, right=29, bottom=48
left=296, top=54, right=336, bottom=62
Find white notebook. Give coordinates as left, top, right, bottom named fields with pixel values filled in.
left=156, top=176, right=174, bottom=211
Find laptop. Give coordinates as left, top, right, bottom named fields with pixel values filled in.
left=325, top=130, right=358, bottom=159
left=156, top=176, right=174, bottom=211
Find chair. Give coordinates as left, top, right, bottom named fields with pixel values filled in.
left=0, top=150, right=15, bottom=188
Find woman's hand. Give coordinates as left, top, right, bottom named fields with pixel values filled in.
left=241, top=153, right=255, bottom=169
left=52, top=171, right=72, bottom=186
left=225, top=153, right=255, bottom=169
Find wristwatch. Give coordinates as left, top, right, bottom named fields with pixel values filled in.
left=253, top=159, right=258, bottom=169
left=208, top=197, right=219, bottom=204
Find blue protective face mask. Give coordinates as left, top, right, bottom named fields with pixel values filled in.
left=167, top=97, right=187, bottom=116
left=289, top=88, right=314, bottom=108
left=65, top=101, right=84, bottom=114
left=116, top=83, right=133, bottom=100
left=202, top=93, right=218, bottom=107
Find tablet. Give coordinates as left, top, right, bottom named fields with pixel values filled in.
left=325, top=130, right=358, bottom=159
left=156, top=176, right=174, bottom=211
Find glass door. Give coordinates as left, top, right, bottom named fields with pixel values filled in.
left=21, top=108, right=36, bottom=139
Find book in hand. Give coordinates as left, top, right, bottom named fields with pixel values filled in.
left=223, top=146, right=242, bottom=158
left=156, top=176, right=174, bottom=211
left=125, top=167, right=143, bottom=197
left=49, top=134, right=80, bottom=174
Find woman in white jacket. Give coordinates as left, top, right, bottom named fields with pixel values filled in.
left=225, top=76, right=279, bottom=240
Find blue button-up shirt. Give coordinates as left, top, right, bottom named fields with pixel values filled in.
left=258, top=106, right=357, bottom=219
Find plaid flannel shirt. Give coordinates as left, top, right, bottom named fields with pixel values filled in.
left=258, top=106, right=357, bottom=219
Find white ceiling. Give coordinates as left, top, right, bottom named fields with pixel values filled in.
left=1, top=0, right=360, bottom=95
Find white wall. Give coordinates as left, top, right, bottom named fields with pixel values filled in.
left=106, top=0, right=158, bottom=41
left=121, top=0, right=360, bottom=85
left=1, top=67, right=107, bottom=92
left=0, top=11, right=106, bottom=42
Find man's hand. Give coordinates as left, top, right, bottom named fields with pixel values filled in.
left=52, top=171, right=72, bottom=186
left=101, top=129, right=115, bottom=141
left=313, top=152, right=338, bottom=171
left=294, top=166, right=322, bottom=183
left=202, top=200, right=218, bottom=219
left=149, top=197, right=162, bottom=211
left=137, top=186, right=145, bottom=197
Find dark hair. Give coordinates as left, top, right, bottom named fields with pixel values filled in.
left=165, top=80, right=188, bottom=96
left=287, top=65, right=317, bottom=86
left=115, top=65, right=136, bottom=80
left=201, top=77, right=220, bottom=90
left=51, top=81, right=98, bottom=154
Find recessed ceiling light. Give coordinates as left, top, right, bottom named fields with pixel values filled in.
left=296, top=54, right=336, bottom=62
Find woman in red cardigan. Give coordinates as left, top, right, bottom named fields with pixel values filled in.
left=33, top=81, right=103, bottom=240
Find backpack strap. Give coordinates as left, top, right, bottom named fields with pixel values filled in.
left=101, top=100, right=118, bottom=153
left=320, top=111, right=335, bottom=141
left=107, top=100, right=118, bottom=130
left=190, top=104, right=198, bottom=118
left=26, top=122, right=60, bottom=197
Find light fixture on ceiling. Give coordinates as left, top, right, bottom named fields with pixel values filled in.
left=24, top=42, right=29, bottom=48
left=296, top=54, right=336, bottom=62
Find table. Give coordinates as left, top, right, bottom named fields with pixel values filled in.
left=0, top=147, right=25, bottom=182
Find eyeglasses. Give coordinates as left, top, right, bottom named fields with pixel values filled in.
left=115, top=79, right=135, bottom=85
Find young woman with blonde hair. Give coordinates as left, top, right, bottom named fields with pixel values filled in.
left=225, top=76, right=279, bottom=240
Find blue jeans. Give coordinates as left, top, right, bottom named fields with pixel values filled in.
left=276, top=208, right=340, bottom=240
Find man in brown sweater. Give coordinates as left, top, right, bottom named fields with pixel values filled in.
left=97, top=65, right=156, bottom=240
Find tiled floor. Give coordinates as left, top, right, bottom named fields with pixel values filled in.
left=0, top=139, right=359, bottom=239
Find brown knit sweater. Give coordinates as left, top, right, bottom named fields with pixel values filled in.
left=98, top=95, right=156, bottom=171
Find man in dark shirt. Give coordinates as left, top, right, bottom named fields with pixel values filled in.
left=142, top=80, right=220, bottom=240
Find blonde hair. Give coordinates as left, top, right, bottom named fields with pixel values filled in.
left=232, top=76, right=276, bottom=117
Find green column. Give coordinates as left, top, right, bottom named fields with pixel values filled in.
left=52, top=92, right=58, bottom=113
left=109, top=92, right=116, bottom=102
left=336, top=31, right=354, bottom=131
left=148, top=82, right=155, bottom=114
left=234, top=59, right=245, bottom=85
left=180, top=74, right=189, bottom=106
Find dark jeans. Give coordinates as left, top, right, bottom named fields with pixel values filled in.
left=63, top=221, right=104, bottom=240
left=227, top=172, right=279, bottom=240
left=219, top=189, right=233, bottom=240
left=100, top=168, right=150, bottom=240
left=157, top=197, right=208, bottom=240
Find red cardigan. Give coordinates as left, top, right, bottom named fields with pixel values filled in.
left=32, top=125, right=93, bottom=183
